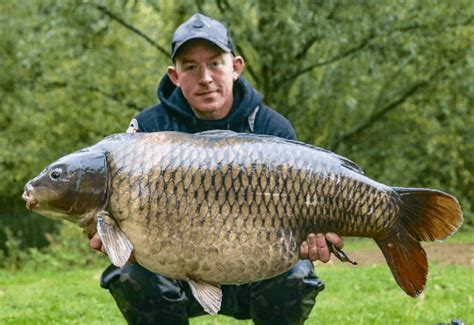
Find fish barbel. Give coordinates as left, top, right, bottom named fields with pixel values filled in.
left=22, top=130, right=463, bottom=313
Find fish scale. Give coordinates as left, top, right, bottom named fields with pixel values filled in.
left=23, top=130, right=463, bottom=301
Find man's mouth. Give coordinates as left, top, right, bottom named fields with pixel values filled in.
left=197, top=90, right=217, bottom=96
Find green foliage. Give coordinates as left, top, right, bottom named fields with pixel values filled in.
left=0, top=227, right=30, bottom=270
left=22, top=221, right=106, bottom=271
left=0, top=210, right=58, bottom=254
left=0, top=221, right=106, bottom=271
left=1, top=0, right=472, bottom=248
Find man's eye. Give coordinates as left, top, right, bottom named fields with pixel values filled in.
left=211, top=61, right=222, bottom=68
left=184, top=65, right=197, bottom=71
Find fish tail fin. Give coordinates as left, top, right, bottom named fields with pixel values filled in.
left=376, top=230, right=427, bottom=297
left=393, top=187, right=463, bottom=241
left=376, top=188, right=463, bottom=297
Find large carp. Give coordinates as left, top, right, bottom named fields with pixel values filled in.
left=22, top=131, right=463, bottom=313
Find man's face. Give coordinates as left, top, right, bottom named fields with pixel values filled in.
left=167, top=40, right=244, bottom=120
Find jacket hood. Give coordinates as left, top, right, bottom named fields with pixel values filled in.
left=156, top=74, right=263, bottom=131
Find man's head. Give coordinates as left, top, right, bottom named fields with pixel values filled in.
left=171, top=13, right=235, bottom=61
left=167, top=14, right=244, bottom=120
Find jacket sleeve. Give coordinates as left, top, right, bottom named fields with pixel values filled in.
left=253, top=105, right=297, bottom=140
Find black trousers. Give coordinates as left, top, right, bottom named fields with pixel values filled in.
left=101, top=260, right=324, bottom=325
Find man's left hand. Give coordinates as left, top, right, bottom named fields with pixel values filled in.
left=299, top=233, right=343, bottom=262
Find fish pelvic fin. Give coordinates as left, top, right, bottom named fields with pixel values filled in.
left=394, top=187, right=463, bottom=241
left=376, top=188, right=463, bottom=297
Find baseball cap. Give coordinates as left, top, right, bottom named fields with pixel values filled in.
left=171, top=13, right=235, bottom=60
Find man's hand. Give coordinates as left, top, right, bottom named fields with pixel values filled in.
left=90, top=233, right=107, bottom=255
left=299, top=233, right=343, bottom=262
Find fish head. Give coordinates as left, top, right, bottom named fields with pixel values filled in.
left=22, top=149, right=108, bottom=222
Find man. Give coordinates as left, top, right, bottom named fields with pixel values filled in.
left=90, top=13, right=343, bottom=324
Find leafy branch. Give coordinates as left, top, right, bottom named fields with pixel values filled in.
left=281, top=32, right=374, bottom=85
left=330, top=56, right=463, bottom=150
left=282, top=15, right=473, bottom=86
left=396, top=15, right=473, bottom=32
left=294, top=2, right=341, bottom=61
left=43, top=81, right=142, bottom=111
left=86, top=3, right=169, bottom=58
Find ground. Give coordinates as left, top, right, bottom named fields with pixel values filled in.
left=325, top=242, right=474, bottom=268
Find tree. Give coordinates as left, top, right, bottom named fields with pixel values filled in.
left=1, top=0, right=472, bottom=250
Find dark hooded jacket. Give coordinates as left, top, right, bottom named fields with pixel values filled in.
left=130, top=75, right=296, bottom=140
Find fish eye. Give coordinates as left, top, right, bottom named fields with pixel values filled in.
left=49, top=168, right=62, bottom=181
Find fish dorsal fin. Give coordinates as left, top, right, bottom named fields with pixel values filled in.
left=187, top=279, right=222, bottom=314
left=196, top=131, right=364, bottom=174
left=97, top=215, right=133, bottom=268
left=268, top=137, right=364, bottom=174
left=195, top=130, right=237, bottom=138
left=194, top=131, right=364, bottom=174
left=314, top=147, right=364, bottom=174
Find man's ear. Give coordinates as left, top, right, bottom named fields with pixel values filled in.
left=232, top=56, right=244, bottom=81
left=167, top=66, right=180, bottom=86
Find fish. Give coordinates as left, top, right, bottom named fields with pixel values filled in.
left=22, top=130, right=463, bottom=314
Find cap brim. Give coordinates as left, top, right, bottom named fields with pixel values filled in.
left=172, top=36, right=232, bottom=59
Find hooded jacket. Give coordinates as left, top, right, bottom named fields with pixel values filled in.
left=129, top=75, right=296, bottom=140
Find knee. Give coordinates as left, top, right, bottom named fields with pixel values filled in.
left=100, top=264, right=191, bottom=324
left=101, top=263, right=186, bottom=301
left=259, top=260, right=324, bottom=293
left=286, top=260, right=325, bottom=293
left=250, top=260, right=325, bottom=308
left=248, top=261, right=325, bottom=324
left=101, top=263, right=153, bottom=292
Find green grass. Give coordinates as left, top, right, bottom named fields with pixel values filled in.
left=0, top=231, right=472, bottom=324
left=309, top=264, right=472, bottom=324
left=0, top=267, right=125, bottom=325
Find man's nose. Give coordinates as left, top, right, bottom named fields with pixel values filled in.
left=198, top=66, right=213, bottom=84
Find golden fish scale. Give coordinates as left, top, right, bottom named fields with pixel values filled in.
left=101, top=133, right=398, bottom=283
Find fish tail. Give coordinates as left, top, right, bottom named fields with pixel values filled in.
left=375, top=188, right=463, bottom=297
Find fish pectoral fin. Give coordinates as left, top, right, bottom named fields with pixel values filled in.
left=187, top=279, right=222, bottom=314
left=97, top=215, right=133, bottom=268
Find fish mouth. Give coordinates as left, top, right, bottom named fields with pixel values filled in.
left=22, top=185, right=39, bottom=211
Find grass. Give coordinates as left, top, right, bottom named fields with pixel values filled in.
left=0, top=267, right=124, bottom=325
left=0, top=232, right=472, bottom=324
left=309, top=264, right=472, bottom=324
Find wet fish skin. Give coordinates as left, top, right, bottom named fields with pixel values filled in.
left=98, top=132, right=390, bottom=283
left=22, top=131, right=463, bottom=299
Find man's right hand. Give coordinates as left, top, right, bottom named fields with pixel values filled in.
left=90, top=233, right=107, bottom=255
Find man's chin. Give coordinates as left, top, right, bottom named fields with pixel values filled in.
left=191, top=103, right=228, bottom=119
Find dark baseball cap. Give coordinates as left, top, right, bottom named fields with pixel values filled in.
left=171, top=13, right=235, bottom=60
